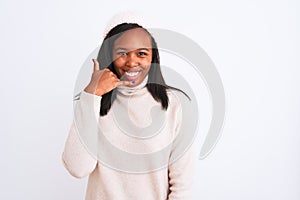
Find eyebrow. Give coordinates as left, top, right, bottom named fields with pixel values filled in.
left=114, top=47, right=150, bottom=51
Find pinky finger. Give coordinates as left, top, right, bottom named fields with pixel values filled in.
left=116, top=80, right=134, bottom=87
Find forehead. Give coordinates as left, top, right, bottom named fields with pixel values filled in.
left=114, top=28, right=152, bottom=50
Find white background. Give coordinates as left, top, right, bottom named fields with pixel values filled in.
left=0, top=0, right=299, bottom=199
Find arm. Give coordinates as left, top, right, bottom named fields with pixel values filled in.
left=62, top=59, right=133, bottom=179
left=168, top=143, right=196, bottom=200
left=167, top=98, right=197, bottom=200
left=62, top=91, right=101, bottom=179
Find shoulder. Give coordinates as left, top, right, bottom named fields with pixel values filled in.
left=166, top=88, right=188, bottom=105
left=166, top=88, right=185, bottom=113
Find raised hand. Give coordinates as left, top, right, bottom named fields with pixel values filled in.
left=84, top=59, right=133, bottom=96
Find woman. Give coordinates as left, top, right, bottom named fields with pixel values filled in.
left=62, top=22, right=196, bottom=200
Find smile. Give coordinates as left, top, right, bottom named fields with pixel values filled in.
left=125, top=71, right=140, bottom=76
left=124, top=71, right=141, bottom=80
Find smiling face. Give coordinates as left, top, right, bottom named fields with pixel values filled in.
left=112, top=28, right=152, bottom=87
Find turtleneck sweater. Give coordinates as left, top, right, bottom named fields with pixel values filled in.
left=62, top=77, right=196, bottom=200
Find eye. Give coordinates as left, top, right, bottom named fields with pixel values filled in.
left=116, top=52, right=127, bottom=56
left=137, top=52, right=148, bottom=56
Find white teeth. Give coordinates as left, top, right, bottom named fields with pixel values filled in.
left=125, top=71, right=139, bottom=76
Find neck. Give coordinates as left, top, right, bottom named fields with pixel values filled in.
left=117, top=75, right=148, bottom=96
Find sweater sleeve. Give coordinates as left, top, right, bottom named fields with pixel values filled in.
left=167, top=143, right=196, bottom=200
left=62, top=91, right=102, bottom=179
left=167, top=100, right=197, bottom=200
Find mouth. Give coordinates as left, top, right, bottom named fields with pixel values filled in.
left=123, top=71, right=142, bottom=81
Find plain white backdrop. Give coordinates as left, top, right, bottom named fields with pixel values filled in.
left=0, top=0, right=299, bottom=199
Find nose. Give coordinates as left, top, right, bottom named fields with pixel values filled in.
left=125, top=52, right=139, bottom=67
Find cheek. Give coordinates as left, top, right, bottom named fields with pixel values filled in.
left=142, top=57, right=152, bottom=68
left=113, top=60, right=124, bottom=70
left=142, top=64, right=151, bottom=76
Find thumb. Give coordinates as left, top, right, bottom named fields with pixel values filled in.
left=92, top=59, right=100, bottom=72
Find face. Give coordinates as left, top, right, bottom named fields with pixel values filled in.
left=113, top=28, right=152, bottom=87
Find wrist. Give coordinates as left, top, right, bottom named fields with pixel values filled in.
left=84, top=86, right=104, bottom=97
left=84, top=86, right=95, bottom=94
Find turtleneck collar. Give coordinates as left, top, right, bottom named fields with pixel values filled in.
left=116, top=75, right=148, bottom=96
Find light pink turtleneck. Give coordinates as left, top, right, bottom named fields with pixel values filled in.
left=62, top=80, right=196, bottom=200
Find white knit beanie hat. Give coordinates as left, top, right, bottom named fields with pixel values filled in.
left=102, top=10, right=153, bottom=39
